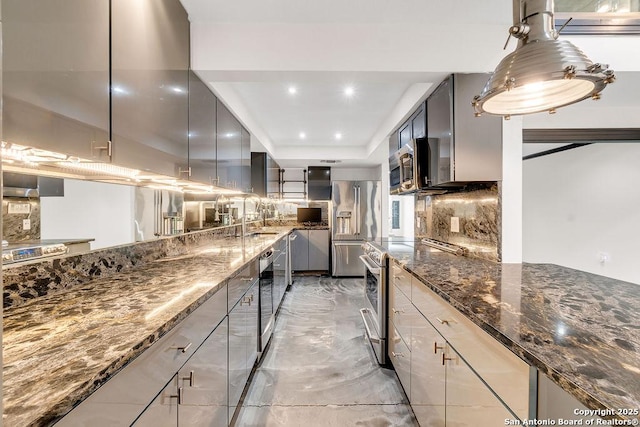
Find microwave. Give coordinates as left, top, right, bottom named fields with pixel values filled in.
left=389, top=138, right=431, bottom=195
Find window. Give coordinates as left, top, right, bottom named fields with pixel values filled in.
left=555, top=0, right=640, bottom=34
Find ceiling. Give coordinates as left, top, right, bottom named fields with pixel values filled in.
left=180, top=0, right=640, bottom=169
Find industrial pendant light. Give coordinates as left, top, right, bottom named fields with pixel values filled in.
left=472, top=0, right=615, bottom=117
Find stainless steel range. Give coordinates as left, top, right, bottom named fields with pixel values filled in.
left=359, top=241, right=388, bottom=365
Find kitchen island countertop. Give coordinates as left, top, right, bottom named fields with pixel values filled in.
left=380, top=240, right=640, bottom=420
left=2, top=228, right=292, bottom=426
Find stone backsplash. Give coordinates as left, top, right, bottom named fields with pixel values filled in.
left=2, top=223, right=245, bottom=309
left=415, top=183, right=500, bottom=262
left=2, top=197, right=41, bottom=242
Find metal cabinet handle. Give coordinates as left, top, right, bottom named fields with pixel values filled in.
left=392, top=351, right=405, bottom=358
left=436, top=317, right=455, bottom=325
left=241, top=277, right=254, bottom=282
left=434, top=342, right=445, bottom=354
left=442, top=353, right=455, bottom=365
left=170, top=342, right=192, bottom=353
left=181, top=370, right=194, bottom=387
left=169, top=387, right=183, bottom=404
left=392, top=308, right=404, bottom=315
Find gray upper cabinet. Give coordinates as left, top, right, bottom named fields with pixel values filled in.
left=111, top=0, right=190, bottom=178
left=3, top=0, right=110, bottom=161
left=216, top=99, right=242, bottom=189
left=241, top=127, right=251, bottom=192
left=188, top=71, right=217, bottom=185
left=411, top=105, right=426, bottom=139
left=428, top=74, right=502, bottom=185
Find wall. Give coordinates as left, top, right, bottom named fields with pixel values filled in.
left=40, top=179, right=136, bottom=250
left=415, top=184, right=500, bottom=262
left=523, top=143, right=640, bottom=285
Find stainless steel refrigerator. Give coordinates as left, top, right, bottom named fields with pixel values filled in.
left=331, top=180, right=381, bottom=276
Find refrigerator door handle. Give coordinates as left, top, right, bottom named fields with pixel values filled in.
left=353, top=185, right=358, bottom=235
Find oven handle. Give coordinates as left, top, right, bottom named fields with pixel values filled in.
left=360, top=308, right=381, bottom=344
left=359, top=255, right=381, bottom=276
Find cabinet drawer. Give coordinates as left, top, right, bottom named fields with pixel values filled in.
left=412, top=279, right=530, bottom=420
left=389, top=283, right=412, bottom=348
left=58, top=285, right=227, bottom=425
left=228, top=261, right=259, bottom=308
left=388, top=323, right=411, bottom=400
left=391, top=262, right=411, bottom=298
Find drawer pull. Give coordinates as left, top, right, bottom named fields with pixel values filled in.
left=171, top=342, right=192, bottom=353
left=241, top=277, right=254, bottom=282
left=436, top=317, right=455, bottom=325
left=392, top=308, right=404, bottom=315
left=392, top=351, right=405, bottom=358
left=434, top=342, right=445, bottom=354
left=442, top=353, right=455, bottom=365
left=240, top=296, right=252, bottom=306
left=181, top=370, right=194, bottom=387
left=169, top=387, right=183, bottom=404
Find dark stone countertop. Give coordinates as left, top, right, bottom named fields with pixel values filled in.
left=380, top=240, right=640, bottom=420
left=2, top=229, right=292, bottom=426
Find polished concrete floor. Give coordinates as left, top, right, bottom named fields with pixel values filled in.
left=234, top=276, right=419, bottom=426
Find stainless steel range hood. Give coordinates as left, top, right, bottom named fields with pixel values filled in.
left=2, top=172, right=40, bottom=198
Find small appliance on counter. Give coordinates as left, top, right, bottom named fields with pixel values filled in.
left=296, top=207, right=322, bottom=223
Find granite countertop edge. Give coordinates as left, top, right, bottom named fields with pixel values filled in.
left=391, top=256, right=629, bottom=419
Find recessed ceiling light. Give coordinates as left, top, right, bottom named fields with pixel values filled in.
left=299, top=132, right=306, bottom=139
left=335, top=132, right=343, bottom=140
left=344, top=86, right=355, bottom=97
left=288, top=86, right=297, bottom=95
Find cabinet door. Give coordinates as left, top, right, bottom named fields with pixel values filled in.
left=388, top=325, right=411, bottom=400
left=111, top=0, right=189, bottom=177
left=389, top=283, right=412, bottom=348
left=399, top=122, right=412, bottom=148
left=228, top=300, right=246, bottom=421
left=3, top=0, right=110, bottom=161
left=178, top=318, right=228, bottom=427
left=216, top=99, right=242, bottom=189
left=308, top=230, right=329, bottom=271
left=411, top=106, right=426, bottom=139
left=241, top=127, right=251, bottom=192
left=444, top=344, right=514, bottom=426
left=132, top=375, right=179, bottom=426
left=291, top=230, right=309, bottom=271
left=411, top=314, right=446, bottom=427
left=246, top=282, right=259, bottom=371
left=188, top=71, right=217, bottom=185
left=273, top=252, right=286, bottom=310
left=389, top=130, right=400, bottom=155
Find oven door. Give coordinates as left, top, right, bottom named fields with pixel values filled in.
left=359, top=254, right=387, bottom=365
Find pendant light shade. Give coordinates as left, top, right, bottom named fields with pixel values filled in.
left=472, top=0, right=615, bottom=117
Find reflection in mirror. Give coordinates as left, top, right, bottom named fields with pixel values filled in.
left=2, top=172, right=319, bottom=256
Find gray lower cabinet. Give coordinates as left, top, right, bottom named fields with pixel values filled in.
left=273, top=251, right=286, bottom=310
left=291, top=230, right=310, bottom=271
left=228, top=281, right=259, bottom=421
left=134, top=318, right=228, bottom=426
left=291, top=229, right=329, bottom=272
left=389, top=260, right=528, bottom=426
